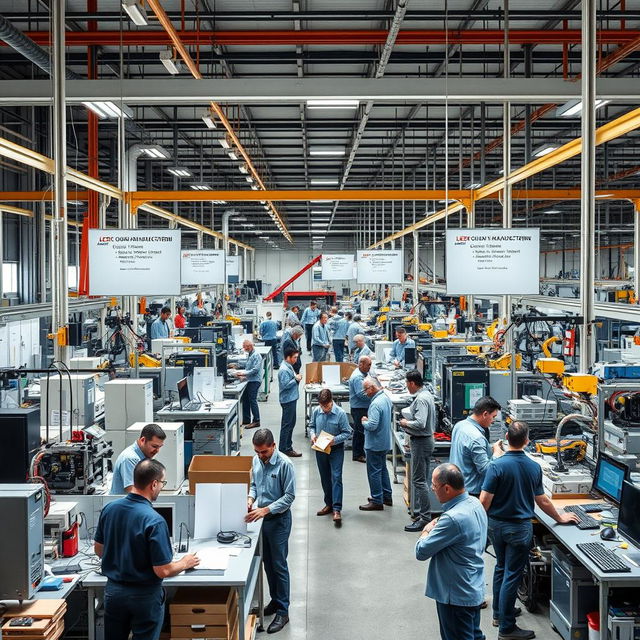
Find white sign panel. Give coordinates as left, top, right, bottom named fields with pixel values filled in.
left=89, top=229, right=181, bottom=295
left=226, top=255, right=240, bottom=277
left=445, top=228, right=540, bottom=295
left=181, top=250, right=225, bottom=285
left=356, top=250, right=403, bottom=284
left=321, top=254, right=354, bottom=280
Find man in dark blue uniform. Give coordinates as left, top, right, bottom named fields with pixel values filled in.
left=94, top=459, right=199, bottom=640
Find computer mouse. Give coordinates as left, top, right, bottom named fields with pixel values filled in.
left=600, top=527, right=617, bottom=541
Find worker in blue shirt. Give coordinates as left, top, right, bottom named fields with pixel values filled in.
left=311, top=312, right=331, bottom=362
left=480, top=422, right=577, bottom=639
left=449, top=396, right=504, bottom=497
left=352, top=334, right=372, bottom=364
left=236, top=338, right=263, bottom=429
left=345, top=312, right=361, bottom=357
left=280, top=326, right=304, bottom=375
left=259, top=311, right=281, bottom=369
left=415, top=463, right=487, bottom=640
left=387, top=326, right=416, bottom=368
left=246, top=429, right=296, bottom=635
left=95, top=459, right=199, bottom=640
left=189, top=291, right=208, bottom=316
left=110, top=423, right=166, bottom=494
left=330, top=313, right=350, bottom=362
left=360, top=377, right=393, bottom=511
left=309, top=389, right=352, bottom=526
left=348, top=355, right=374, bottom=463
left=285, top=306, right=300, bottom=327
left=149, top=306, right=171, bottom=340
left=300, top=301, right=320, bottom=353
left=278, top=347, right=302, bottom=457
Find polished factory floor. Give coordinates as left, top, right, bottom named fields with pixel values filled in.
left=238, top=353, right=554, bottom=640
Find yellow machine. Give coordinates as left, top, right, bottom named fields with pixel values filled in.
left=173, top=336, right=191, bottom=344
left=535, top=438, right=587, bottom=463
left=430, top=329, right=448, bottom=339
left=418, top=323, right=432, bottom=332
left=487, top=353, right=522, bottom=370
left=402, top=315, right=418, bottom=325
left=536, top=357, right=565, bottom=375
left=225, top=314, right=241, bottom=325
left=486, top=319, right=502, bottom=340
left=541, top=335, right=562, bottom=358
left=466, top=345, right=482, bottom=355
left=128, top=352, right=161, bottom=367
left=563, top=373, right=598, bottom=395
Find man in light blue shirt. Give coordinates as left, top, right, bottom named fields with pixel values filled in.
left=246, top=429, right=296, bottom=634
left=259, top=311, right=280, bottom=369
left=285, top=306, right=300, bottom=327
left=346, top=313, right=361, bottom=356
left=311, top=312, right=331, bottom=362
left=309, top=389, right=352, bottom=526
left=149, top=307, right=171, bottom=340
left=237, top=339, right=263, bottom=428
left=110, top=424, right=166, bottom=494
left=415, top=463, right=487, bottom=640
left=387, top=326, right=416, bottom=368
left=360, top=377, right=393, bottom=510
left=348, top=355, right=373, bottom=462
left=352, top=334, right=372, bottom=364
left=330, top=313, right=350, bottom=362
left=450, top=396, right=503, bottom=497
left=278, top=347, right=302, bottom=457
left=300, top=301, right=319, bottom=353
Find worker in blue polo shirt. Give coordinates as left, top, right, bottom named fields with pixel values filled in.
left=311, top=312, right=331, bottom=362
left=95, top=459, right=199, bottom=640
left=330, top=312, right=350, bottom=362
left=149, top=307, right=171, bottom=340
left=259, top=311, right=281, bottom=369
left=387, top=326, right=416, bottom=368
left=236, top=338, right=263, bottom=429
left=300, top=300, right=320, bottom=353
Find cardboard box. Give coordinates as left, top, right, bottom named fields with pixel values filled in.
left=305, top=361, right=356, bottom=384
left=170, top=587, right=237, bottom=615
left=188, top=456, right=252, bottom=495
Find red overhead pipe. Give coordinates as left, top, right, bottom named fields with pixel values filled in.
left=264, top=255, right=322, bottom=302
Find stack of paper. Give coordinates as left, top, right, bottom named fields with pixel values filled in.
left=312, top=430, right=334, bottom=454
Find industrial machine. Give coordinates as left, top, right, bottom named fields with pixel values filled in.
left=0, top=484, right=45, bottom=600
left=444, top=366, right=490, bottom=425
left=0, top=407, right=41, bottom=483
left=40, top=373, right=97, bottom=430
left=104, top=378, right=154, bottom=431
left=44, top=501, right=79, bottom=559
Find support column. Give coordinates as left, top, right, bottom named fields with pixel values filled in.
left=466, top=200, right=476, bottom=321
left=243, top=247, right=248, bottom=283
left=634, top=200, right=640, bottom=303
left=39, top=202, right=47, bottom=303
left=579, top=0, right=597, bottom=371
left=51, top=0, right=69, bottom=363
left=412, top=231, right=419, bottom=305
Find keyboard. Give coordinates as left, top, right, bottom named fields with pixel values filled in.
left=576, top=542, right=631, bottom=573
left=562, top=505, right=600, bottom=530
left=183, top=401, right=202, bottom=411
left=582, top=503, right=609, bottom=513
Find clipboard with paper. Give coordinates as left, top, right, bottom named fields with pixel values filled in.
left=311, top=430, right=334, bottom=454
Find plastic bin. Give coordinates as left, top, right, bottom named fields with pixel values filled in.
left=587, top=611, right=600, bottom=640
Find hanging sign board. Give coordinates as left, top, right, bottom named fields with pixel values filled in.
left=445, top=228, right=540, bottom=295
left=321, top=254, right=355, bottom=280
left=356, top=250, right=403, bottom=284
left=181, top=250, right=225, bottom=285
left=89, top=229, right=181, bottom=295
left=226, top=255, right=240, bottom=283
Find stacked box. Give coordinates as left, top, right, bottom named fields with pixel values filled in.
left=170, top=587, right=238, bottom=640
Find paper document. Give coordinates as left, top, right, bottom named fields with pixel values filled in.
left=322, top=364, right=341, bottom=386
left=194, top=548, right=230, bottom=571
left=312, top=430, right=334, bottom=454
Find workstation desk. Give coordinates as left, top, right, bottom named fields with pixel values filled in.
left=228, top=345, right=273, bottom=401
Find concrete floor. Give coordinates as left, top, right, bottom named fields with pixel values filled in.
left=239, top=353, right=556, bottom=640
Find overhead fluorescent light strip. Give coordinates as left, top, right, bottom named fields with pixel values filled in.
left=159, top=49, right=182, bottom=75
left=122, top=0, right=148, bottom=26
left=306, top=100, right=359, bottom=109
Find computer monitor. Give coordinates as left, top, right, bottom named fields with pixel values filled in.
left=404, top=347, right=417, bottom=367
left=592, top=452, right=629, bottom=505
left=188, top=315, right=213, bottom=328
left=152, top=504, right=176, bottom=539
left=618, top=481, right=640, bottom=548
left=176, top=377, right=190, bottom=409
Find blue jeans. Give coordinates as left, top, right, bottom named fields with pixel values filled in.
left=365, top=449, right=392, bottom=504
left=350, top=408, right=367, bottom=459
left=489, top=518, right=533, bottom=634
left=332, top=339, right=345, bottom=362
left=279, top=400, right=297, bottom=452
left=262, top=511, right=292, bottom=616
left=312, top=345, right=328, bottom=362
left=104, top=581, right=165, bottom=640
left=436, top=601, right=485, bottom=640
left=242, top=380, right=261, bottom=424
left=264, top=339, right=280, bottom=368
left=304, top=324, right=313, bottom=352
left=315, top=445, right=345, bottom=511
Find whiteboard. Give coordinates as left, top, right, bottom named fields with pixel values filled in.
left=89, top=229, right=181, bottom=295
left=445, top=228, right=540, bottom=295
left=356, top=250, right=403, bottom=284
left=321, top=254, right=354, bottom=280
left=181, top=250, right=225, bottom=285
left=226, top=255, right=240, bottom=277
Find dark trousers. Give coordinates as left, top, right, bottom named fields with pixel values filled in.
left=350, top=408, right=367, bottom=459
left=332, top=339, right=345, bottom=362
left=279, top=399, right=297, bottom=453
left=315, top=445, right=345, bottom=511
left=489, top=518, right=533, bottom=634
left=312, top=345, right=328, bottom=362
left=264, top=338, right=280, bottom=368
left=410, top=435, right=434, bottom=522
left=104, top=582, right=165, bottom=640
left=365, top=449, right=392, bottom=504
left=242, top=380, right=261, bottom=424
left=304, top=324, right=313, bottom=352
left=262, top=511, right=292, bottom=616
left=435, top=601, right=485, bottom=640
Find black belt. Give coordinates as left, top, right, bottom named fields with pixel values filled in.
left=410, top=434, right=434, bottom=440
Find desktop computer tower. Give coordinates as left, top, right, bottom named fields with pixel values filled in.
left=0, top=407, right=41, bottom=482
left=0, top=485, right=45, bottom=600
left=104, top=378, right=153, bottom=431
left=41, top=373, right=96, bottom=430
left=126, top=421, right=184, bottom=490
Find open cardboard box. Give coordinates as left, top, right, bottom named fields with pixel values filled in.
left=305, top=361, right=356, bottom=384
left=188, top=455, right=252, bottom=495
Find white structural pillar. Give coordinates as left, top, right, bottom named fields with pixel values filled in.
left=634, top=200, right=640, bottom=303
left=412, top=231, right=419, bottom=304
left=579, top=0, right=597, bottom=371
left=51, top=0, right=69, bottom=363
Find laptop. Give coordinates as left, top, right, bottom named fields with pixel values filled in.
left=176, top=377, right=201, bottom=411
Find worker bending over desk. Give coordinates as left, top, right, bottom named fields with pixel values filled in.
left=479, top=421, right=578, bottom=640
left=95, top=459, right=199, bottom=640
left=387, top=326, right=415, bottom=368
